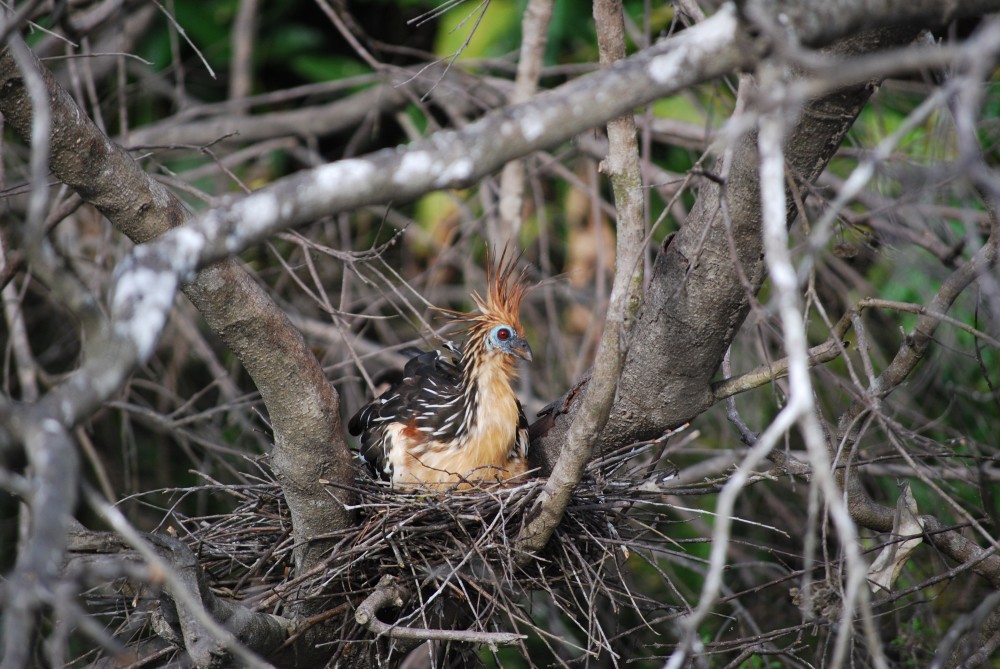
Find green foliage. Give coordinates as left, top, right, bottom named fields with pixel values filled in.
left=434, top=0, right=522, bottom=59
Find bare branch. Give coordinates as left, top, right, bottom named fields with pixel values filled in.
left=712, top=338, right=845, bottom=400
left=355, top=576, right=526, bottom=645
left=1, top=417, right=78, bottom=668
left=127, top=64, right=505, bottom=149
left=744, top=0, right=998, bottom=49
left=228, top=0, right=260, bottom=107
left=854, top=297, right=1000, bottom=349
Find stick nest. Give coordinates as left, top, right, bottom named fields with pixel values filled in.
left=155, top=442, right=696, bottom=663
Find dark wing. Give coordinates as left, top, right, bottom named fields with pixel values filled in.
left=514, top=399, right=529, bottom=460
left=348, top=349, right=465, bottom=479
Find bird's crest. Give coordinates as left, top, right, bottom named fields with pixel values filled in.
left=445, top=248, right=531, bottom=332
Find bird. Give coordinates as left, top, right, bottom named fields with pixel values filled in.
left=348, top=252, right=533, bottom=488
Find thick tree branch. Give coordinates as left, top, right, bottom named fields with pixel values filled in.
left=744, top=0, right=998, bottom=49
left=108, top=6, right=751, bottom=274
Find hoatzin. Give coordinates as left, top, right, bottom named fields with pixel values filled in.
left=348, top=254, right=533, bottom=487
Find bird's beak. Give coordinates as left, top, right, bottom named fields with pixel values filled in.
left=512, top=337, right=533, bottom=362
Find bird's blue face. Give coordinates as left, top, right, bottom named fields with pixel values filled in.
left=487, top=324, right=533, bottom=361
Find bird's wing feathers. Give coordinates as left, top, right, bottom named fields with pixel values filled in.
left=349, top=348, right=465, bottom=478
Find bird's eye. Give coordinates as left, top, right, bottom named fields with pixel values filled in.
left=496, top=327, right=512, bottom=341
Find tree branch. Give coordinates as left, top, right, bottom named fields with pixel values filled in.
left=127, top=63, right=507, bottom=149
left=354, top=576, right=525, bottom=646
left=744, top=0, right=997, bottom=49
left=712, top=338, right=845, bottom=400
left=1, top=415, right=78, bottom=668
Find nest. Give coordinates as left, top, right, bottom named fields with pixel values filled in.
left=140, top=441, right=700, bottom=665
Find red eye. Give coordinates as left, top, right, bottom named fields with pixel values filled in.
left=496, top=327, right=512, bottom=341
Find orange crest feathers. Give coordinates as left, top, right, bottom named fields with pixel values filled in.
left=471, top=248, right=531, bottom=330
left=443, top=247, right=531, bottom=332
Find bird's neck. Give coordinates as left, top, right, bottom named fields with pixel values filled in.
left=460, top=347, right=517, bottom=394
left=457, top=346, right=519, bottom=438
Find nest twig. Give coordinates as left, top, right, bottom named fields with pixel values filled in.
left=119, top=439, right=714, bottom=664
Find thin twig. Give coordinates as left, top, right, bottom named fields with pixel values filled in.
left=712, top=338, right=845, bottom=401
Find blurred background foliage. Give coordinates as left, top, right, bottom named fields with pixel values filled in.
left=4, top=1, right=1000, bottom=666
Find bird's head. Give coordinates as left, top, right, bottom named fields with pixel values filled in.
left=484, top=323, right=532, bottom=362
left=450, top=249, right=533, bottom=364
